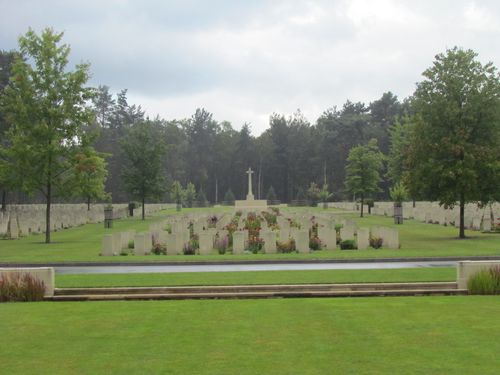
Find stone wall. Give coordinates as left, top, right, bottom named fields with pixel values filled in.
left=0, top=203, right=175, bottom=238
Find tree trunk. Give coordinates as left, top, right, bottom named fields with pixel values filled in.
left=142, top=196, right=145, bottom=221
left=459, top=192, right=465, bottom=239
left=87, top=196, right=91, bottom=211
left=412, top=198, right=416, bottom=208
left=45, top=181, right=51, bottom=244
left=360, top=194, right=364, bottom=218
left=1, top=190, right=6, bottom=212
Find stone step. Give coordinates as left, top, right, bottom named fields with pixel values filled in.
left=54, top=282, right=458, bottom=296
left=48, top=288, right=467, bottom=301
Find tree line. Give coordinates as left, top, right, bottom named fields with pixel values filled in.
left=1, top=28, right=499, bottom=242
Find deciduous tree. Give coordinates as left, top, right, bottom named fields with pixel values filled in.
left=410, top=47, right=500, bottom=238
left=0, top=29, right=96, bottom=242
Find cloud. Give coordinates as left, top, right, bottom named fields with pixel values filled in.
left=1, top=0, right=500, bottom=134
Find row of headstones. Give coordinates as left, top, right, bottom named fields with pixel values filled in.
left=373, top=201, right=498, bottom=232
left=330, top=200, right=498, bottom=232
left=102, top=225, right=399, bottom=255
left=0, top=203, right=175, bottom=239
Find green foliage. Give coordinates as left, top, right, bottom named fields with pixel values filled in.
left=184, top=182, right=196, bottom=208
left=127, top=240, right=134, bottom=249
left=369, top=237, right=383, bottom=249
left=215, top=235, right=229, bottom=255
left=306, top=182, right=321, bottom=205
left=70, top=147, right=109, bottom=208
left=0, top=28, right=97, bottom=242
left=151, top=243, right=167, bottom=255
left=121, top=120, right=166, bottom=219
left=197, top=188, right=208, bottom=207
left=344, top=139, right=384, bottom=216
left=266, top=185, right=277, bottom=202
left=467, top=266, right=500, bottom=295
left=390, top=182, right=409, bottom=203
left=183, top=235, right=199, bottom=255
left=276, top=238, right=296, bottom=253
left=410, top=47, right=500, bottom=237
left=223, top=188, right=235, bottom=205
left=0, top=273, right=45, bottom=302
left=170, top=181, right=184, bottom=208
left=340, top=240, right=357, bottom=250
left=318, top=184, right=333, bottom=203
left=309, top=236, right=322, bottom=251
left=387, top=116, right=414, bottom=185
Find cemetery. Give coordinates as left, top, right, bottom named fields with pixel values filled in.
left=1, top=6, right=500, bottom=375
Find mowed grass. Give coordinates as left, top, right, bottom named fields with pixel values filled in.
left=0, top=296, right=499, bottom=374
left=0, top=207, right=498, bottom=263
left=56, top=267, right=456, bottom=288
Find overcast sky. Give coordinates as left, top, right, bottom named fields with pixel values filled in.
left=1, top=0, right=499, bottom=134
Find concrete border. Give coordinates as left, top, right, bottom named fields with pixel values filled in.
left=457, top=260, right=500, bottom=289
left=0, top=267, right=54, bottom=296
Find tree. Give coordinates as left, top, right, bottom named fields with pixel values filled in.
left=344, top=139, right=384, bottom=217
left=121, top=120, right=166, bottom=220
left=70, top=147, right=109, bottom=210
left=306, top=182, right=321, bottom=206
left=170, top=181, right=184, bottom=211
left=0, top=50, right=20, bottom=211
left=0, top=29, right=96, bottom=243
left=184, top=182, right=196, bottom=208
left=266, top=185, right=277, bottom=203
left=410, top=47, right=500, bottom=238
left=197, top=188, right=208, bottom=207
left=318, top=184, right=333, bottom=208
left=223, top=188, right=235, bottom=205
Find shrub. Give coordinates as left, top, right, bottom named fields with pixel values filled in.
left=262, top=211, right=277, bottom=226
left=246, top=235, right=264, bottom=254
left=183, top=235, right=199, bottom=255
left=369, top=236, right=383, bottom=249
left=164, top=223, right=172, bottom=234
left=119, top=249, right=132, bottom=256
left=127, top=240, right=134, bottom=249
left=0, top=273, right=46, bottom=302
left=467, top=266, right=500, bottom=295
left=276, top=238, right=296, bottom=253
left=309, top=236, right=322, bottom=251
left=215, top=235, right=229, bottom=255
left=340, top=239, right=357, bottom=250
left=151, top=243, right=167, bottom=255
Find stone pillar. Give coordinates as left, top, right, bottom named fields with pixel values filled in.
left=340, top=227, right=354, bottom=241
left=296, top=230, right=309, bottom=253
left=167, top=233, right=180, bottom=255
left=382, top=227, right=399, bottom=249
left=357, top=228, right=370, bottom=250
left=112, top=232, right=123, bottom=254
left=134, top=233, right=147, bottom=255
left=261, top=231, right=277, bottom=254
left=232, top=231, right=245, bottom=254
left=318, top=226, right=336, bottom=250
left=199, top=232, right=213, bottom=255
left=101, top=234, right=114, bottom=256
left=482, top=217, right=492, bottom=232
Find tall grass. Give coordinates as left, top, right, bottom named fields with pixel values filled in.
left=467, top=266, right=500, bottom=295
left=0, top=273, right=46, bottom=302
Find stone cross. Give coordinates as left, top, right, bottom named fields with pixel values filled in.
left=246, top=167, right=254, bottom=200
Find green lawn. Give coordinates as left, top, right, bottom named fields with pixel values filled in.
left=56, top=267, right=456, bottom=288
left=0, top=207, right=498, bottom=263
left=0, top=296, right=498, bottom=374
